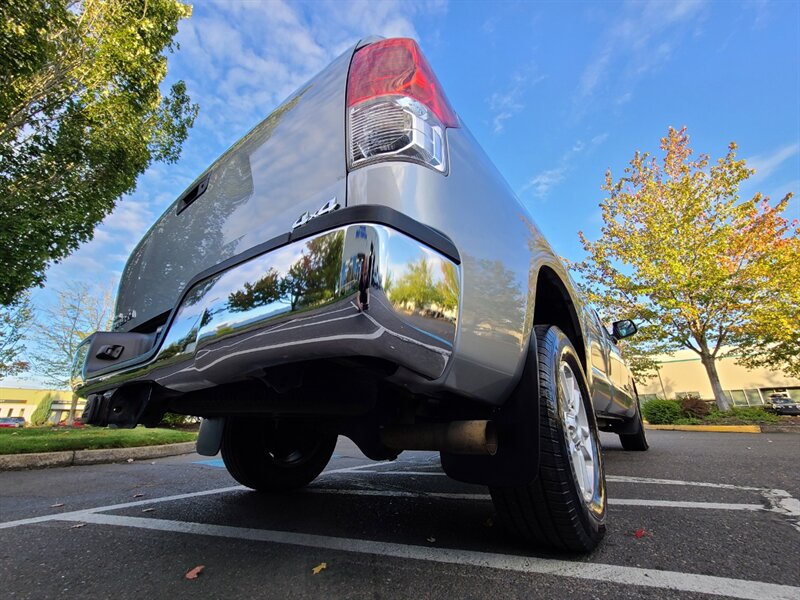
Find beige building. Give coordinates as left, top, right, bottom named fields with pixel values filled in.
left=0, top=387, right=86, bottom=424
left=637, top=349, right=800, bottom=406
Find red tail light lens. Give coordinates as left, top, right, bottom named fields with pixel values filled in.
left=347, top=38, right=458, bottom=127
left=347, top=38, right=458, bottom=173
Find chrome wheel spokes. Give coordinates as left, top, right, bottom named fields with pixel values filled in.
left=559, top=362, right=596, bottom=503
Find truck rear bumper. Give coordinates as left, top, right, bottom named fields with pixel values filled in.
left=72, top=220, right=460, bottom=405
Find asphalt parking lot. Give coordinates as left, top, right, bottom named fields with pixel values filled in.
left=1, top=430, right=798, bottom=600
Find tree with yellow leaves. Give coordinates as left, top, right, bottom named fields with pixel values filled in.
left=575, top=127, right=798, bottom=411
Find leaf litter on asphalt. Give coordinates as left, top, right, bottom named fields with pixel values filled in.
left=312, top=562, right=327, bottom=575
left=185, top=566, right=204, bottom=580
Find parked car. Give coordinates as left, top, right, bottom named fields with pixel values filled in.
left=0, top=417, right=26, bottom=428
left=767, top=394, right=800, bottom=416
left=71, top=37, right=648, bottom=552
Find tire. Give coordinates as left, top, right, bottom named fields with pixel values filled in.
left=221, top=418, right=337, bottom=492
left=490, top=325, right=607, bottom=553
left=619, top=398, right=649, bottom=451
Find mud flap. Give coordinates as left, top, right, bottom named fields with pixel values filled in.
left=440, top=336, right=540, bottom=487
left=196, top=418, right=226, bottom=456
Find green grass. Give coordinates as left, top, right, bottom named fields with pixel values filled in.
left=0, top=426, right=197, bottom=455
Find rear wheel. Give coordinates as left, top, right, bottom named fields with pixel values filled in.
left=490, top=325, right=607, bottom=552
left=619, top=398, right=649, bottom=451
left=221, top=418, right=337, bottom=491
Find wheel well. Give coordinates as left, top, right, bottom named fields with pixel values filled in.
left=532, top=266, right=587, bottom=372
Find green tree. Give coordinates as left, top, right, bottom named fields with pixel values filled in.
left=389, top=258, right=442, bottom=310
left=33, top=282, right=113, bottom=423
left=280, top=233, right=345, bottom=310
left=732, top=236, right=800, bottom=378
left=30, top=392, right=54, bottom=426
left=0, top=293, right=33, bottom=379
left=437, top=262, right=459, bottom=311
left=575, top=127, right=797, bottom=411
left=228, top=268, right=283, bottom=312
left=0, top=0, right=198, bottom=304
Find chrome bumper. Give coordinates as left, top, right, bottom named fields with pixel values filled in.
left=72, top=223, right=460, bottom=396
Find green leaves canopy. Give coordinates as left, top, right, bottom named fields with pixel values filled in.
left=574, top=127, right=798, bottom=407
left=0, top=294, right=33, bottom=379
left=0, top=0, right=198, bottom=304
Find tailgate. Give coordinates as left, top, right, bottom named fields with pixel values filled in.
left=114, top=47, right=353, bottom=332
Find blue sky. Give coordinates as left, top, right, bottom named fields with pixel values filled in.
left=11, top=0, right=799, bottom=386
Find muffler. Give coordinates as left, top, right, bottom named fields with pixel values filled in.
left=380, top=420, right=498, bottom=456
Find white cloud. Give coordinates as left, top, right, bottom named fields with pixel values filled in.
left=522, top=133, right=608, bottom=199
left=487, top=69, right=545, bottom=133
left=615, top=92, right=632, bottom=106
left=482, top=16, right=499, bottom=35
left=745, top=143, right=800, bottom=183
left=170, top=0, right=443, bottom=144
left=575, top=0, right=707, bottom=116
left=522, top=167, right=567, bottom=198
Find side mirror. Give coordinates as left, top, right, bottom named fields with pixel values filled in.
left=612, top=319, right=637, bottom=340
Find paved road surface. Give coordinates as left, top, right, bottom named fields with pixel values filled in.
left=1, top=431, right=798, bottom=599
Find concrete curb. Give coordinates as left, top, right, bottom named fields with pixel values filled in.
left=646, top=424, right=762, bottom=433
left=760, top=424, right=800, bottom=434
left=0, top=441, right=196, bottom=471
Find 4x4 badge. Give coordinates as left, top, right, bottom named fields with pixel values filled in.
left=292, top=197, right=339, bottom=230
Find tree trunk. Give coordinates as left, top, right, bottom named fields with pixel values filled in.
left=66, top=391, right=78, bottom=426
left=699, top=352, right=731, bottom=411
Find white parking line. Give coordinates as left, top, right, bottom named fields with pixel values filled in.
left=606, top=475, right=763, bottom=490
left=0, top=482, right=768, bottom=533
left=0, top=462, right=381, bottom=530
left=195, top=311, right=363, bottom=359
left=606, top=475, right=800, bottom=532
left=305, top=487, right=767, bottom=511
left=609, top=498, right=765, bottom=511
left=330, top=470, right=800, bottom=530
left=0, top=485, right=246, bottom=530
left=348, top=470, right=444, bottom=476
left=57, top=512, right=800, bottom=600
left=3, top=466, right=796, bottom=531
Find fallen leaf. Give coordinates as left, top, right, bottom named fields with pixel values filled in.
left=50, top=503, right=64, bottom=508
left=426, top=537, right=436, bottom=543
left=142, top=508, right=155, bottom=513
left=185, top=565, right=204, bottom=580
left=70, top=523, right=85, bottom=529
left=133, top=493, right=145, bottom=498
left=311, top=562, right=327, bottom=575
left=634, top=528, right=649, bottom=539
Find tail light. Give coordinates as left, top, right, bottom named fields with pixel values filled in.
left=347, top=38, right=459, bottom=173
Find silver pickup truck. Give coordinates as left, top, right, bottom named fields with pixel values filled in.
left=72, top=37, right=648, bottom=552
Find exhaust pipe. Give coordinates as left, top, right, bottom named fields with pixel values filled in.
left=380, top=420, right=498, bottom=456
